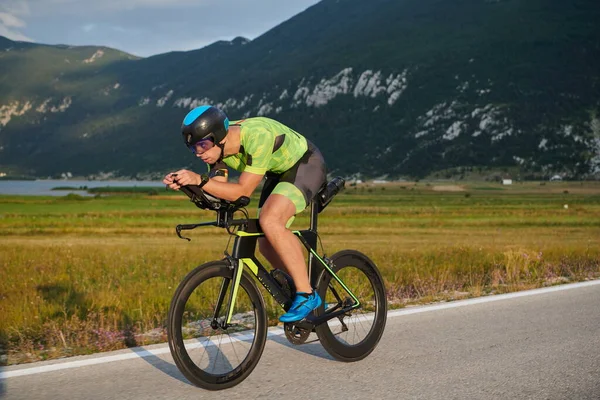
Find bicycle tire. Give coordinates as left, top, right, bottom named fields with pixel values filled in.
left=315, top=250, right=387, bottom=362
left=167, top=261, right=267, bottom=390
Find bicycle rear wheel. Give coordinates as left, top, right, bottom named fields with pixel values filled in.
left=315, top=250, right=387, bottom=361
left=167, top=261, right=267, bottom=390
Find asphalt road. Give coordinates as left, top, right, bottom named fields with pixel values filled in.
left=2, top=281, right=600, bottom=400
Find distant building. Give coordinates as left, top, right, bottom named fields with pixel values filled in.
left=550, top=175, right=563, bottom=181
left=502, top=179, right=513, bottom=185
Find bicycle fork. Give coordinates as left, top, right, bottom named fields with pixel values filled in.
left=212, top=259, right=244, bottom=330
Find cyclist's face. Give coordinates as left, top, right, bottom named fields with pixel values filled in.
left=189, top=139, right=214, bottom=154
left=193, top=139, right=222, bottom=163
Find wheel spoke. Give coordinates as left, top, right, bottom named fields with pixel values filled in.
left=168, top=262, right=266, bottom=389
left=316, top=251, right=387, bottom=361
left=325, top=265, right=376, bottom=345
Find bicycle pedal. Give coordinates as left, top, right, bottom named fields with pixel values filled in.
left=284, top=323, right=311, bottom=345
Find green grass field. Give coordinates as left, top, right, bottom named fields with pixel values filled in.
left=1, top=180, right=599, bottom=365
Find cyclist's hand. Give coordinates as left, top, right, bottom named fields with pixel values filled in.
left=163, top=173, right=175, bottom=185
left=169, top=169, right=202, bottom=189
left=163, top=172, right=181, bottom=190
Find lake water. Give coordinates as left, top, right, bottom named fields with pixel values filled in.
left=0, top=180, right=165, bottom=196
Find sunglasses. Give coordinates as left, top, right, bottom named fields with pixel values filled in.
left=188, top=138, right=215, bottom=154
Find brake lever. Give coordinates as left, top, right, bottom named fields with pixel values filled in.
left=176, top=225, right=191, bottom=241
left=175, top=222, right=218, bottom=241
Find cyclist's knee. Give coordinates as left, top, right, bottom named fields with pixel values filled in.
left=261, top=203, right=295, bottom=232
left=259, top=212, right=285, bottom=234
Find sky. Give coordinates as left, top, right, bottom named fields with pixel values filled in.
left=0, top=0, right=322, bottom=57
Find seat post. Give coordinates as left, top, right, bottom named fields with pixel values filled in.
left=309, top=199, right=318, bottom=232
left=307, top=200, right=319, bottom=288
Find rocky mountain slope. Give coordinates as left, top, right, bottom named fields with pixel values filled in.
left=0, top=0, right=599, bottom=180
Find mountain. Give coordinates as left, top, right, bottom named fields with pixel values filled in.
left=0, top=0, right=599, bottom=180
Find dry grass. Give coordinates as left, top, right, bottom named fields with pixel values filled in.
left=1, top=181, right=599, bottom=365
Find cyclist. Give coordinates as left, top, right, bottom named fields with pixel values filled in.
left=163, top=105, right=327, bottom=322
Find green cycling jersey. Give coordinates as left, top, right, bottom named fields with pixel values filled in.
left=219, top=117, right=309, bottom=176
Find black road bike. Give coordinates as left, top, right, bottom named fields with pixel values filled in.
left=167, top=178, right=387, bottom=390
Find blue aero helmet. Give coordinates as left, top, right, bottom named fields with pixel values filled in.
left=181, top=105, right=230, bottom=152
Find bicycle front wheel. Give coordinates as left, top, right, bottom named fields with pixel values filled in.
left=167, top=261, right=267, bottom=390
left=315, top=250, right=387, bottom=362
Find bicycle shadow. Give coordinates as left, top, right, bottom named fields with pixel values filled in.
left=128, top=346, right=193, bottom=386
left=131, top=335, right=241, bottom=386
left=132, top=333, right=334, bottom=385
left=267, top=333, right=335, bottom=360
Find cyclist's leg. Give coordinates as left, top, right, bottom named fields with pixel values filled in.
left=258, top=141, right=326, bottom=289
left=260, top=194, right=310, bottom=291
left=260, top=142, right=327, bottom=322
left=257, top=174, right=287, bottom=271
left=258, top=238, right=286, bottom=271
left=260, top=190, right=321, bottom=322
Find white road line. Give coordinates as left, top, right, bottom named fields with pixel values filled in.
left=0, top=328, right=287, bottom=379
left=2, top=279, right=599, bottom=379
left=388, top=279, right=600, bottom=318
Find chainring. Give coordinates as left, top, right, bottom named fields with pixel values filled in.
left=283, top=323, right=311, bottom=345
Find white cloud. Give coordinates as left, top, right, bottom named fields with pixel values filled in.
left=2, top=0, right=321, bottom=56
left=0, top=12, right=25, bottom=28
left=80, top=23, right=143, bottom=37
left=1, top=0, right=30, bottom=16
left=0, top=11, right=33, bottom=42
left=0, top=1, right=33, bottom=41
left=17, top=0, right=315, bottom=16
left=82, top=23, right=96, bottom=32
left=109, top=25, right=144, bottom=35
left=22, top=0, right=212, bottom=14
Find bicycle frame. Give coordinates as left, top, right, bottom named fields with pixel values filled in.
left=177, top=199, right=361, bottom=329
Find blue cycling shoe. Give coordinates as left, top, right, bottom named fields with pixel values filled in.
left=279, top=291, right=322, bottom=323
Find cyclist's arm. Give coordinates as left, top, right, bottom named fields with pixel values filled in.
left=203, top=171, right=263, bottom=200
left=202, top=128, right=273, bottom=199
left=208, top=161, right=228, bottom=183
